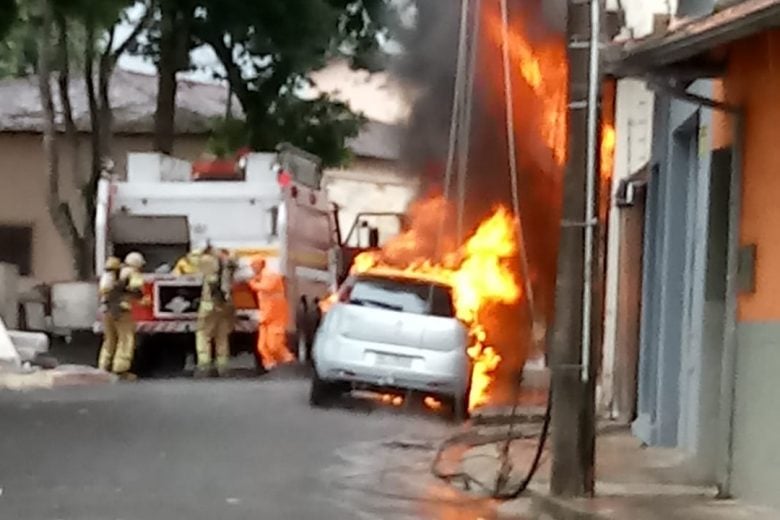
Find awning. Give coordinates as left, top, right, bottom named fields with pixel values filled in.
left=606, top=0, right=780, bottom=76
left=110, top=214, right=190, bottom=245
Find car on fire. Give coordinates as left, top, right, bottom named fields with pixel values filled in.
left=309, top=270, right=472, bottom=420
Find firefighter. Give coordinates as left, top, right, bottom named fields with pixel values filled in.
left=195, top=249, right=236, bottom=376
left=113, top=252, right=146, bottom=379
left=97, top=256, right=122, bottom=372
left=172, top=249, right=203, bottom=275
left=249, top=257, right=293, bottom=369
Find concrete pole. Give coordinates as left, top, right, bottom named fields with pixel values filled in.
left=549, top=0, right=601, bottom=497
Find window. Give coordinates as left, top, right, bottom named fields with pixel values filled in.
left=345, top=275, right=455, bottom=318
left=0, top=225, right=32, bottom=275
left=269, top=206, right=279, bottom=237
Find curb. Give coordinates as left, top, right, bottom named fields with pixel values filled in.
left=0, top=366, right=118, bottom=390
left=524, top=489, right=604, bottom=520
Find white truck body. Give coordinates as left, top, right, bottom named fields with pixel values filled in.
left=94, top=149, right=336, bottom=340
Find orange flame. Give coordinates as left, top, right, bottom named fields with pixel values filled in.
left=483, top=5, right=568, bottom=167
left=348, top=199, right=521, bottom=411
left=424, top=396, right=443, bottom=411
left=601, top=123, right=616, bottom=183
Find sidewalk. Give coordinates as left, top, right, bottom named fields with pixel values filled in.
left=455, top=419, right=779, bottom=519
left=0, top=365, right=117, bottom=390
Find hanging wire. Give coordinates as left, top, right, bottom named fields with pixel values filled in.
left=494, top=0, right=549, bottom=496
left=436, top=0, right=471, bottom=258
left=430, top=0, right=552, bottom=501
left=456, top=0, right=482, bottom=243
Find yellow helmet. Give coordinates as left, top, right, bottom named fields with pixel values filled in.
left=124, top=251, right=146, bottom=269
left=105, top=256, right=121, bottom=270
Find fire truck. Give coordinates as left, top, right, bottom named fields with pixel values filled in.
left=93, top=144, right=336, bottom=373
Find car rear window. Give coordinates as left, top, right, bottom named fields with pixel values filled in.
left=344, top=275, right=455, bottom=318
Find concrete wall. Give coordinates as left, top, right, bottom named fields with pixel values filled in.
left=731, top=323, right=780, bottom=509
left=634, top=81, right=727, bottom=483
left=323, top=157, right=417, bottom=246
left=600, top=79, right=654, bottom=417
left=722, top=29, right=780, bottom=509
left=607, top=0, right=678, bottom=38
left=0, top=262, right=19, bottom=329
left=0, top=132, right=208, bottom=283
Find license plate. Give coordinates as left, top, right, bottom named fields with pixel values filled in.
left=374, top=353, right=413, bottom=368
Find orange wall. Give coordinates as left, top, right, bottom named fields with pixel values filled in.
left=725, top=30, right=780, bottom=321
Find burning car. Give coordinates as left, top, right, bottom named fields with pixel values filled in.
left=309, top=270, right=471, bottom=421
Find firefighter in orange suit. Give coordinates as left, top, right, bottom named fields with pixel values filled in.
left=112, top=252, right=146, bottom=379
left=249, top=257, right=293, bottom=369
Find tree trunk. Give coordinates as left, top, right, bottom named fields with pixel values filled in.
left=98, top=27, right=115, bottom=158
left=56, top=12, right=80, bottom=184
left=154, top=3, right=178, bottom=154
left=84, top=16, right=101, bottom=185
left=38, top=0, right=87, bottom=278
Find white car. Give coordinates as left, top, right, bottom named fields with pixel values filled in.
left=309, top=272, right=471, bottom=420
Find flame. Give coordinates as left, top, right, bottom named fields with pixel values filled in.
left=601, top=123, right=616, bottom=183
left=483, top=4, right=568, bottom=167
left=348, top=199, right=521, bottom=411
left=424, top=396, right=443, bottom=411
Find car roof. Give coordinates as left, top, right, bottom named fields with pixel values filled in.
left=352, top=268, right=453, bottom=289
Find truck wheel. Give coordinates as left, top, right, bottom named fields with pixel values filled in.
left=296, top=330, right=309, bottom=364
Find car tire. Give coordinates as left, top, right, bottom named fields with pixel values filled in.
left=450, top=393, right=470, bottom=423
left=309, top=371, right=340, bottom=407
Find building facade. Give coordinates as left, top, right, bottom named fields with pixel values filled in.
left=610, top=0, right=780, bottom=508
left=0, top=72, right=410, bottom=286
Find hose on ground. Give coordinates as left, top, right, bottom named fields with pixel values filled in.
left=431, top=388, right=552, bottom=499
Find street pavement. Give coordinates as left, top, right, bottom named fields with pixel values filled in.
left=0, top=370, right=504, bottom=520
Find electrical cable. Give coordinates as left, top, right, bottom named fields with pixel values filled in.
left=456, top=0, right=481, bottom=243
left=430, top=0, right=553, bottom=503
left=492, top=0, right=551, bottom=499
left=437, top=0, right=471, bottom=258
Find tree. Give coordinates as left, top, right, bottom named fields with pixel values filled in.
left=196, top=0, right=392, bottom=166
left=34, top=0, right=152, bottom=278
left=137, top=0, right=397, bottom=166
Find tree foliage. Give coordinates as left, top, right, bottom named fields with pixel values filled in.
left=140, top=0, right=397, bottom=166
left=32, top=0, right=152, bottom=278
left=1, top=0, right=397, bottom=277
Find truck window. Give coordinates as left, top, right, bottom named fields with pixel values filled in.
left=269, top=206, right=279, bottom=237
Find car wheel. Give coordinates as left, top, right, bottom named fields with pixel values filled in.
left=309, top=371, right=340, bottom=407
left=450, top=393, right=470, bottom=423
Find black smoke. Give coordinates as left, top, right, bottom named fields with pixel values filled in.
left=390, top=0, right=567, bottom=403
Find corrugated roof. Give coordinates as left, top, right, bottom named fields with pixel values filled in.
left=0, top=68, right=403, bottom=161
left=607, top=0, right=780, bottom=75
left=0, top=69, right=239, bottom=135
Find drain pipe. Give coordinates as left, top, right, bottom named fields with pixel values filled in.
left=648, top=80, right=744, bottom=497
left=581, top=0, right=602, bottom=384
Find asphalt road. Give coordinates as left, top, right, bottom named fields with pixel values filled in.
left=0, top=371, right=500, bottom=520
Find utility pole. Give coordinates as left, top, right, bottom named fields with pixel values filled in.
left=549, top=0, right=602, bottom=497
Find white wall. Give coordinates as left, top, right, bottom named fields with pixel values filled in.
left=607, top=0, right=678, bottom=39
left=599, top=79, right=655, bottom=416
left=323, top=158, right=418, bottom=246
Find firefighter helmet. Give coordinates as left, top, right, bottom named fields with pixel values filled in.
left=124, top=252, right=146, bottom=269
left=105, top=256, right=122, bottom=271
